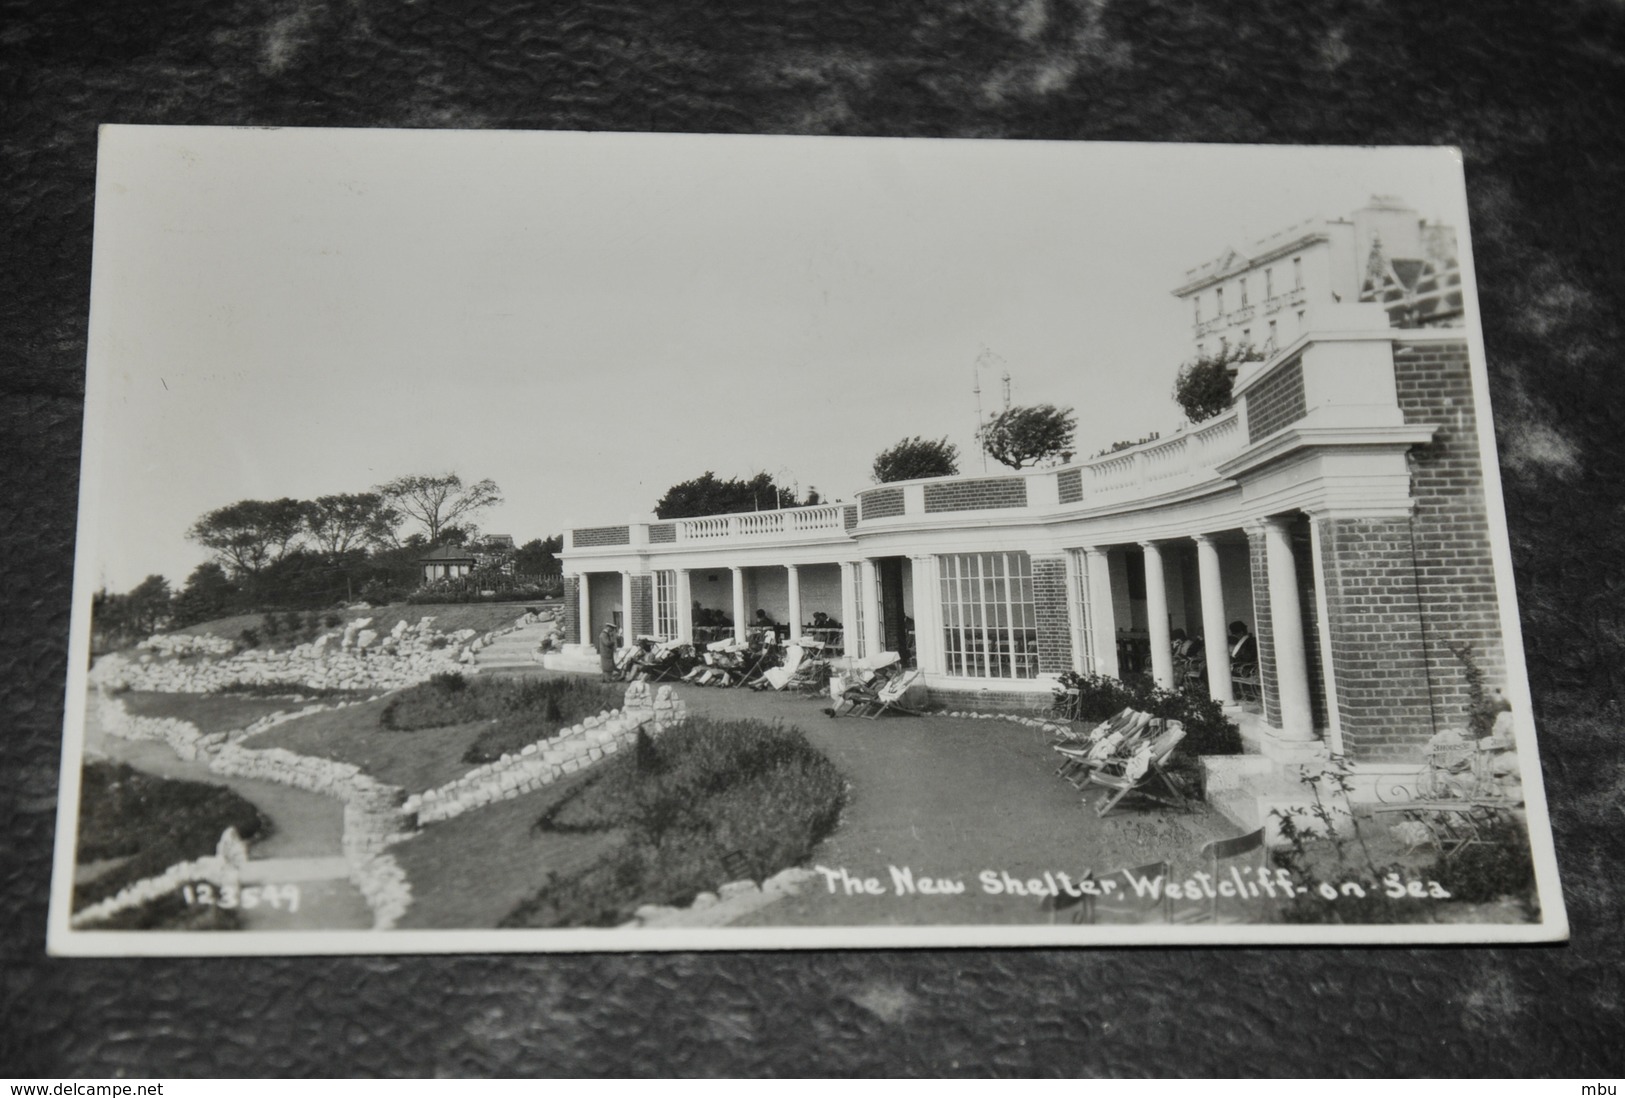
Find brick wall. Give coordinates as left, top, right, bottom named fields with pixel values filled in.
left=1292, top=519, right=1330, bottom=731
left=1317, top=516, right=1435, bottom=763
left=844, top=504, right=858, bottom=530
left=1057, top=467, right=1083, bottom=504
left=927, top=685, right=1052, bottom=715
left=1245, top=358, right=1307, bottom=443
left=924, top=477, right=1028, bottom=512
left=628, top=574, right=654, bottom=639
left=1248, top=529, right=1279, bottom=728
left=1394, top=339, right=1504, bottom=733
left=573, top=525, right=630, bottom=548
left=861, top=487, right=905, bottom=519
left=1032, top=556, right=1073, bottom=674
left=562, top=576, right=581, bottom=644
left=649, top=523, right=676, bottom=544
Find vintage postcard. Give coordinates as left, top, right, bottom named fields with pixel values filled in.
left=49, top=126, right=1566, bottom=953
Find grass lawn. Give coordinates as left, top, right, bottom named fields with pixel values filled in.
left=384, top=674, right=626, bottom=764
left=241, top=699, right=491, bottom=793
left=390, top=774, right=621, bottom=929
left=503, top=718, right=846, bottom=928
left=121, top=691, right=307, bottom=736
left=74, top=760, right=268, bottom=916
left=172, top=602, right=556, bottom=647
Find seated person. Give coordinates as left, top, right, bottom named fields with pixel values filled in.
left=1228, top=620, right=1257, bottom=667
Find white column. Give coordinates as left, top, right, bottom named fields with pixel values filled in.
left=859, top=558, right=883, bottom=658
left=620, top=571, right=634, bottom=641
left=909, top=555, right=941, bottom=674
left=1307, top=516, right=1344, bottom=755
left=785, top=564, right=802, bottom=642
left=1063, top=551, right=1087, bottom=674
left=839, top=562, right=859, bottom=658
left=676, top=569, right=694, bottom=642
left=1085, top=547, right=1118, bottom=678
left=1141, top=541, right=1174, bottom=689
left=1262, top=516, right=1315, bottom=739
left=577, top=574, right=592, bottom=645
left=1194, top=534, right=1235, bottom=705
left=731, top=566, right=747, bottom=644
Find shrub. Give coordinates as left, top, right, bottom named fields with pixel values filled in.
left=74, top=761, right=268, bottom=911
left=505, top=718, right=847, bottom=927
left=215, top=680, right=367, bottom=700
left=1060, top=671, right=1241, bottom=757
left=1430, top=813, right=1536, bottom=905
left=378, top=674, right=625, bottom=763
left=237, top=627, right=261, bottom=650
left=261, top=611, right=282, bottom=637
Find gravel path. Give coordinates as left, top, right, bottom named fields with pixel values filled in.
left=81, top=692, right=374, bottom=930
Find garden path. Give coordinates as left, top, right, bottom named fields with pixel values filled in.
left=671, top=687, right=1241, bottom=927
left=473, top=622, right=550, bottom=670
left=486, top=670, right=1248, bottom=927
left=81, top=691, right=374, bottom=930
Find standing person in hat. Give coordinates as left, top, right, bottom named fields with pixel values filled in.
left=598, top=620, right=621, bottom=682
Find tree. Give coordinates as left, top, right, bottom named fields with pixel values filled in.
left=302, top=492, right=400, bottom=555
left=92, top=574, right=172, bottom=645
left=186, top=498, right=310, bottom=576
left=654, top=472, right=810, bottom=519
left=872, top=436, right=960, bottom=483
left=515, top=535, right=563, bottom=576
left=376, top=474, right=502, bottom=544
left=1172, top=343, right=1265, bottom=423
left=977, top=404, right=1077, bottom=469
left=170, top=562, right=238, bottom=627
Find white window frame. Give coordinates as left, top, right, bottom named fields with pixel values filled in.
left=654, top=570, right=678, bottom=640
left=938, top=551, right=1038, bottom=680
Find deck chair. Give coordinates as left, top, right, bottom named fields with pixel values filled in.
left=782, top=639, right=830, bottom=694
left=826, top=653, right=900, bottom=717
left=1091, top=860, right=1173, bottom=925
left=1088, top=723, right=1191, bottom=817
left=1054, top=710, right=1153, bottom=788
left=758, top=645, right=805, bottom=690
left=1037, top=869, right=1096, bottom=925
left=1054, top=706, right=1139, bottom=748
left=732, top=643, right=778, bottom=688
left=851, top=668, right=924, bottom=719
left=1171, top=827, right=1268, bottom=924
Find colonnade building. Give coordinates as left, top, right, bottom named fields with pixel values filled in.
left=558, top=205, right=1504, bottom=769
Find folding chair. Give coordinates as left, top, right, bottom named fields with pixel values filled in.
left=1092, top=860, right=1173, bottom=925
left=1232, top=662, right=1261, bottom=703
left=1037, top=870, right=1096, bottom=925
left=826, top=653, right=899, bottom=717
left=758, top=645, right=805, bottom=690
left=852, top=668, right=924, bottom=719
left=1087, top=723, right=1192, bottom=817
left=1171, top=827, right=1268, bottom=924
left=1054, top=710, right=1153, bottom=789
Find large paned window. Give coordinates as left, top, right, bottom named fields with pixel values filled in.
left=654, top=570, right=678, bottom=639
left=939, top=552, right=1038, bottom=679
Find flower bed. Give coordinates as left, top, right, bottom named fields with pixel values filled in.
left=501, top=717, right=846, bottom=928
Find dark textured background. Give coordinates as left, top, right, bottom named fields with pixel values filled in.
left=3, top=0, right=1622, bottom=1078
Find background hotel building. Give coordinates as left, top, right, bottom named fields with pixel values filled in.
left=558, top=198, right=1498, bottom=769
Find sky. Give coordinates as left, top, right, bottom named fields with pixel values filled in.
left=82, top=127, right=1470, bottom=591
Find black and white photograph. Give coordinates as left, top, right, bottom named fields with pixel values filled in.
left=48, top=126, right=1565, bottom=953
